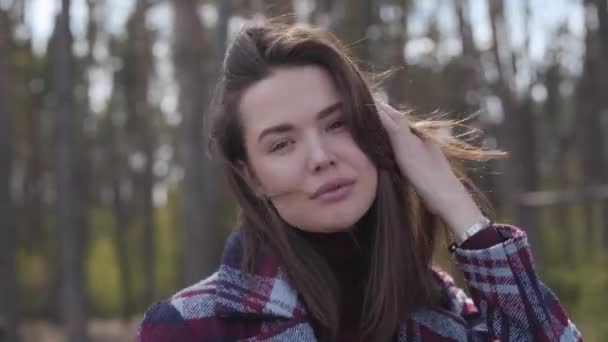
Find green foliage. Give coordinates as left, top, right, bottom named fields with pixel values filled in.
left=17, top=210, right=58, bottom=318
left=543, top=255, right=608, bottom=342
left=538, top=204, right=608, bottom=342
left=87, top=209, right=121, bottom=317
left=154, top=186, right=183, bottom=299
left=17, top=249, right=51, bottom=316
left=85, top=195, right=184, bottom=317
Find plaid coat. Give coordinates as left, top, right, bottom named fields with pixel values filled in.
left=138, top=224, right=582, bottom=341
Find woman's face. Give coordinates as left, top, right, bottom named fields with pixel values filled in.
left=239, top=64, right=378, bottom=233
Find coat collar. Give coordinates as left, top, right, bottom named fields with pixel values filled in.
left=213, top=231, right=307, bottom=319
left=212, top=231, right=479, bottom=322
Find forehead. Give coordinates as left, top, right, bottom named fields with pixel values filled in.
left=238, top=65, right=341, bottom=136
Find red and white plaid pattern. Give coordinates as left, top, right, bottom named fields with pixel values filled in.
left=138, top=224, right=582, bottom=341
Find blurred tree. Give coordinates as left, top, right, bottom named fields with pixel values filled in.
left=5, top=0, right=57, bottom=320
left=75, top=0, right=95, bottom=248
left=383, top=0, right=411, bottom=106
left=104, top=97, right=136, bottom=318
left=452, top=0, right=484, bottom=113
left=51, top=0, right=88, bottom=340
left=105, top=5, right=144, bottom=316
left=451, top=0, right=502, bottom=208
left=173, top=0, right=223, bottom=284
left=577, top=0, right=608, bottom=250
left=124, top=0, right=157, bottom=306
left=455, top=0, right=478, bottom=63
left=264, top=0, right=294, bottom=21
left=0, top=7, right=20, bottom=342
left=542, top=57, right=574, bottom=255
left=84, top=0, right=139, bottom=318
left=592, top=0, right=608, bottom=249
left=18, top=29, right=47, bottom=257
left=216, top=0, right=232, bottom=56
left=330, top=0, right=373, bottom=62
left=310, top=0, right=331, bottom=24
left=487, top=0, right=540, bottom=254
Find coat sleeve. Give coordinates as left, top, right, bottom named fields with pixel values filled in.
left=137, top=300, right=195, bottom=342
left=452, top=224, right=583, bottom=341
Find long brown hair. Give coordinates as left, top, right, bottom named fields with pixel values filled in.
left=207, top=21, right=506, bottom=340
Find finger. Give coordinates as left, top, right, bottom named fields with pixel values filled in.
left=377, top=101, right=408, bottom=122
left=375, top=101, right=400, bottom=132
left=377, top=102, right=419, bottom=142
left=388, top=112, right=414, bottom=140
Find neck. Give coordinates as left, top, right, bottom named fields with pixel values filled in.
left=297, top=224, right=371, bottom=271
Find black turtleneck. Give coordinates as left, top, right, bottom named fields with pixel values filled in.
left=298, top=226, right=371, bottom=341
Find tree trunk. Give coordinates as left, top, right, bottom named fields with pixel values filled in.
left=52, top=0, right=88, bottom=340
left=22, top=107, right=45, bottom=252
left=0, top=8, right=20, bottom=342
left=216, top=0, right=231, bottom=58
left=487, top=0, right=540, bottom=260
left=455, top=0, right=478, bottom=61
left=384, top=0, right=410, bottom=106
left=330, top=0, right=373, bottom=62
left=543, top=63, right=575, bottom=258
left=576, top=0, right=608, bottom=252
left=453, top=0, right=502, bottom=210
left=263, top=0, right=294, bottom=22
left=576, top=45, right=597, bottom=252
left=173, top=0, right=223, bottom=285
left=141, top=128, right=156, bottom=304
left=108, top=123, right=134, bottom=318
left=125, top=0, right=156, bottom=305
left=593, top=0, right=608, bottom=250
left=113, top=177, right=134, bottom=318
left=309, top=0, right=332, bottom=24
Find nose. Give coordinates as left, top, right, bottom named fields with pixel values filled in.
left=307, top=136, right=336, bottom=173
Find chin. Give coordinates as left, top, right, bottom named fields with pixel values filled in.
left=293, top=218, right=355, bottom=234
left=318, top=224, right=354, bottom=233
left=310, top=203, right=373, bottom=233
left=282, top=196, right=375, bottom=234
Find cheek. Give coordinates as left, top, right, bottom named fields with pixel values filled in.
left=358, top=158, right=378, bottom=198
left=347, top=145, right=379, bottom=202
left=346, top=142, right=377, bottom=177
left=252, top=155, right=305, bottom=194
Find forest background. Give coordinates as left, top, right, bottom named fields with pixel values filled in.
left=1, top=0, right=607, bottom=341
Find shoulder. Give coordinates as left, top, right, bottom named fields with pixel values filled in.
left=137, top=300, right=192, bottom=342
left=137, top=273, right=220, bottom=342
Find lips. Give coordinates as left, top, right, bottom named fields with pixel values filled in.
left=310, top=178, right=356, bottom=200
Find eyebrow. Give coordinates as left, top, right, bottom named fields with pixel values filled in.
left=257, top=101, right=343, bottom=142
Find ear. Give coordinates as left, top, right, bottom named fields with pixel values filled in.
left=237, top=160, right=266, bottom=198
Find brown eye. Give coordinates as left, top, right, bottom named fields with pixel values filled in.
left=327, top=119, right=345, bottom=131
left=270, top=139, right=293, bottom=152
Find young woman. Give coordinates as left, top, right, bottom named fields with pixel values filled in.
left=138, top=22, right=582, bottom=341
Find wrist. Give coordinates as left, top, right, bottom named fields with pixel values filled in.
left=443, top=204, right=487, bottom=243
left=453, top=216, right=492, bottom=243
left=447, top=217, right=495, bottom=253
